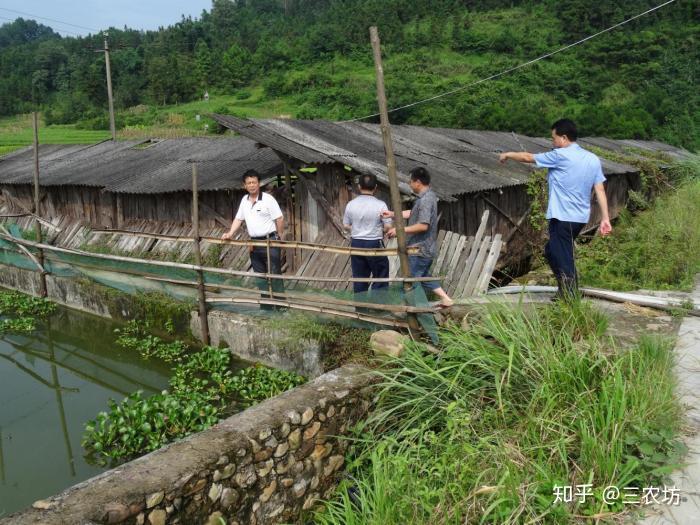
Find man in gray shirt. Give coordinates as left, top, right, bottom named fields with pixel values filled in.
left=385, top=166, right=453, bottom=307
left=343, top=173, right=392, bottom=295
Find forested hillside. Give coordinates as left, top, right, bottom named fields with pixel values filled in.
left=0, top=0, right=697, bottom=149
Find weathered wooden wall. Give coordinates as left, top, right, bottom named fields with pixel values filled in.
left=0, top=164, right=641, bottom=282
left=0, top=184, right=248, bottom=229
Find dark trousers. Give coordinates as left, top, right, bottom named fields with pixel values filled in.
left=350, top=238, right=390, bottom=294
left=545, top=218, right=585, bottom=298
left=250, top=234, right=283, bottom=309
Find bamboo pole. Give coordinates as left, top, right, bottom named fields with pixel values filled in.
left=104, top=35, right=117, bottom=141
left=205, top=296, right=410, bottom=329
left=142, top=275, right=437, bottom=314
left=0, top=225, right=47, bottom=273
left=31, top=112, right=48, bottom=297
left=370, top=26, right=420, bottom=332
left=265, top=236, right=274, bottom=299
left=191, top=163, right=210, bottom=345
left=0, top=234, right=440, bottom=283
left=0, top=212, right=62, bottom=231
left=89, top=228, right=418, bottom=256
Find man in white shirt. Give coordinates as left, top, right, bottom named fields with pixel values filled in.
left=222, top=170, right=285, bottom=308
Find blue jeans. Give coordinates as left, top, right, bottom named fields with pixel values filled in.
left=350, top=238, right=389, bottom=294
left=408, top=255, right=440, bottom=294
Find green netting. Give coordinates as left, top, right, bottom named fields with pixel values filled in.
left=0, top=231, right=438, bottom=341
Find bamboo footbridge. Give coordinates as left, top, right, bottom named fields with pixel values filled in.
left=0, top=209, right=502, bottom=331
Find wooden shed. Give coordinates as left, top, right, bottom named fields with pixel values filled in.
left=212, top=116, right=687, bottom=273
left=0, top=137, right=283, bottom=269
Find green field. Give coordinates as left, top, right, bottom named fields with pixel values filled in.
left=0, top=88, right=301, bottom=155
left=0, top=114, right=111, bottom=155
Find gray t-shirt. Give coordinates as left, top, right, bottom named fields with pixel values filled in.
left=343, top=194, right=391, bottom=240
left=407, top=188, right=438, bottom=258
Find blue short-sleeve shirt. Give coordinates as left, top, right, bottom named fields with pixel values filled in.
left=534, top=143, right=606, bottom=223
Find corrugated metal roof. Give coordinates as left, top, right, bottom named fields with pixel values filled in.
left=0, top=137, right=283, bottom=194
left=213, top=116, right=673, bottom=200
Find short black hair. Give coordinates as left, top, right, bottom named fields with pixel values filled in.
left=551, top=119, right=578, bottom=141
left=409, top=166, right=431, bottom=186
left=358, top=173, right=378, bottom=191
left=242, top=169, right=260, bottom=184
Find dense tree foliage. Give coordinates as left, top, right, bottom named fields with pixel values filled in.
left=0, top=0, right=697, bottom=149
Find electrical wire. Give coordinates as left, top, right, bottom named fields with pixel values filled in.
left=0, top=7, right=101, bottom=33
left=344, top=0, right=677, bottom=122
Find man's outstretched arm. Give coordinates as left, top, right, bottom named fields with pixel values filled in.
left=499, top=151, right=535, bottom=164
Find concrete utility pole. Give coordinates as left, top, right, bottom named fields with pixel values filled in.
left=99, top=33, right=117, bottom=141
left=369, top=26, right=420, bottom=331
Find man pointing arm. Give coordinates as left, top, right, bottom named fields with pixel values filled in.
left=500, top=119, right=612, bottom=299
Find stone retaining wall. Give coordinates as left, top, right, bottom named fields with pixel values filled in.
left=2, top=365, right=374, bottom=525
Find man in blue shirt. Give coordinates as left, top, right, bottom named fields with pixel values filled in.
left=499, top=119, right=612, bottom=299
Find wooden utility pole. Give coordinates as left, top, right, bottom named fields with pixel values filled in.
left=103, top=34, right=117, bottom=141
left=191, top=164, right=211, bottom=345
left=369, top=26, right=420, bottom=330
left=31, top=112, right=47, bottom=297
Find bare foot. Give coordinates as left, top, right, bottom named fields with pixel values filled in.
left=435, top=300, right=453, bottom=309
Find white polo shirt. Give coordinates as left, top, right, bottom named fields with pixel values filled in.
left=234, top=192, right=283, bottom=238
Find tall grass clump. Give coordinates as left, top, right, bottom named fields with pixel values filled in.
left=314, top=299, right=683, bottom=524
left=578, top=159, right=700, bottom=291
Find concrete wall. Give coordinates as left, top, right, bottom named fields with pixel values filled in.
left=0, top=264, right=323, bottom=377
left=1, top=365, right=374, bottom=525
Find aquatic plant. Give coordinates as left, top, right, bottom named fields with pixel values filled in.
left=0, top=290, right=56, bottom=317
left=114, top=320, right=187, bottom=362
left=83, top=327, right=306, bottom=465
left=0, top=316, right=35, bottom=334
left=228, top=363, right=307, bottom=406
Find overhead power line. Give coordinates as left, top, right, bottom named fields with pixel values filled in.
left=0, top=14, right=86, bottom=38
left=0, top=7, right=101, bottom=33
left=345, top=0, right=678, bottom=122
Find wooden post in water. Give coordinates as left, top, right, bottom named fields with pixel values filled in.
left=32, top=112, right=47, bottom=297
left=369, top=27, right=420, bottom=331
left=191, top=163, right=210, bottom=345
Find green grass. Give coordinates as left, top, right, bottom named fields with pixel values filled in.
left=0, top=91, right=299, bottom=148
left=0, top=114, right=111, bottom=148
left=578, top=160, right=700, bottom=291
left=313, top=299, right=683, bottom=524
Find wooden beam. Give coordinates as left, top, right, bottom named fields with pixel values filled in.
left=198, top=200, right=231, bottom=229
left=370, top=25, right=420, bottom=332
left=32, top=112, right=47, bottom=297
left=295, top=171, right=349, bottom=240
left=143, top=275, right=436, bottom=314
left=191, top=163, right=210, bottom=345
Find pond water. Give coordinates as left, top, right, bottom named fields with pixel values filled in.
left=0, top=307, right=172, bottom=517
